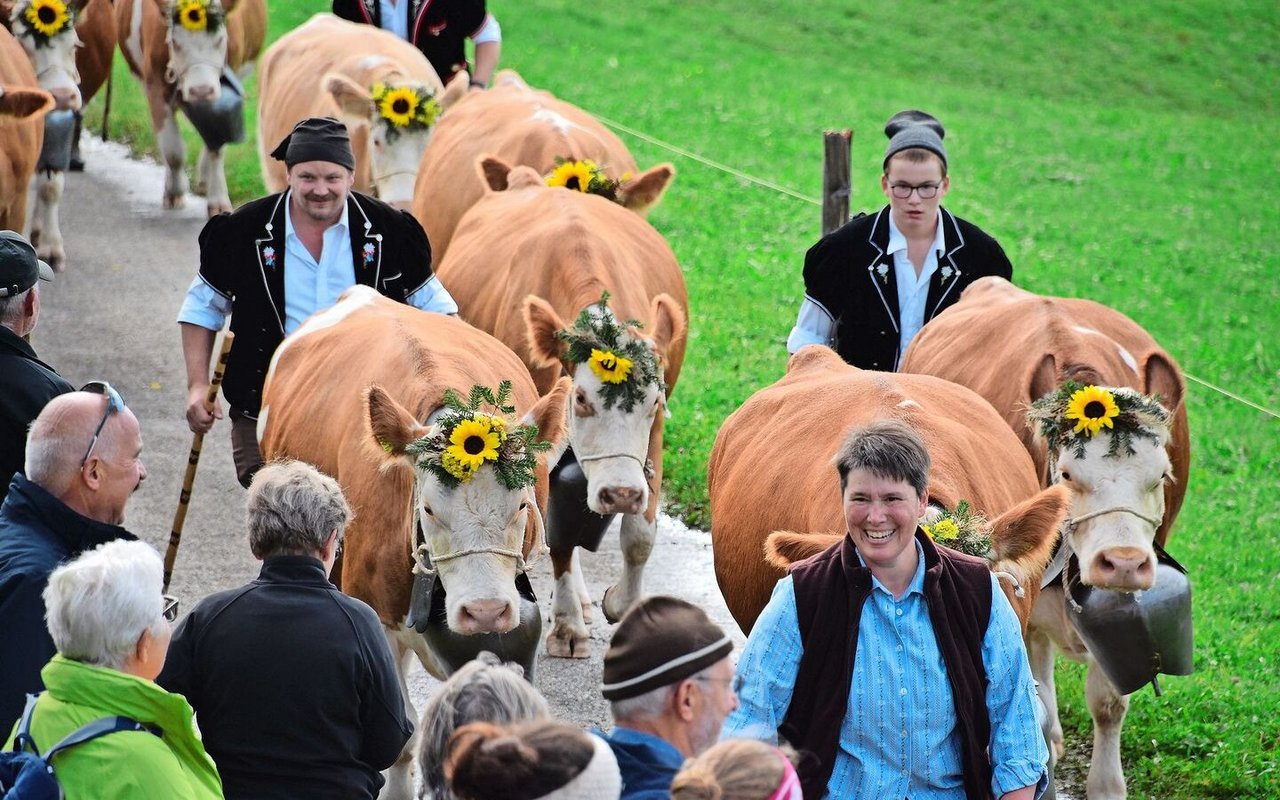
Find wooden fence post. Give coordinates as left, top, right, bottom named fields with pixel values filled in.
left=822, top=129, right=853, bottom=236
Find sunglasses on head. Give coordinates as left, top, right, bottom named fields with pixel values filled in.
left=162, top=595, right=180, bottom=623
left=79, top=381, right=125, bottom=468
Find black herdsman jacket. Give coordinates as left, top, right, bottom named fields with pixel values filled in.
left=158, top=556, right=413, bottom=800
left=194, top=190, right=432, bottom=416
left=0, top=325, right=72, bottom=502
left=332, top=0, right=487, bottom=84
left=801, top=205, right=1013, bottom=371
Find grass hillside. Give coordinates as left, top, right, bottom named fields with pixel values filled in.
left=81, top=1, right=1278, bottom=796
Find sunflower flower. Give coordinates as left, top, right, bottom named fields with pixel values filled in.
left=25, top=0, right=71, bottom=38
left=445, top=416, right=501, bottom=477
left=175, top=0, right=209, bottom=31
left=589, top=348, right=633, bottom=384
left=546, top=160, right=596, bottom=192
left=378, top=86, right=421, bottom=128
left=1065, top=385, right=1120, bottom=437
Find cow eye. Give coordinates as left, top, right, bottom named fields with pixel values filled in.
left=421, top=504, right=434, bottom=517
left=1059, top=470, right=1072, bottom=482
left=574, top=388, right=594, bottom=417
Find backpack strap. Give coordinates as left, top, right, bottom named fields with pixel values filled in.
left=44, top=717, right=161, bottom=761
left=11, top=694, right=42, bottom=755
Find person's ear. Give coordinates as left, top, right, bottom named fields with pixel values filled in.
left=134, top=628, right=152, bottom=663
left=81, top=457, right=104, bottom=490
left=673, top=679, right=698, bottom=722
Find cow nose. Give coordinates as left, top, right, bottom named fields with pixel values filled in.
left=459, top=599, right=514, bottom=633
left=185, top=84, right=218, bottom=103
left=1091, top=547, right=1154, bottom=590
left=597, top=486, right=644, bottom=514
left=51, top=87, right=81, bottom=111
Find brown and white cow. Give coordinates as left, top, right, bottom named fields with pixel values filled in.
left=257, top=14, right=465, bottom=209
left=709, top=345, right=1068, bottom=635
left=435, top=162, right=686, bottom=658
left=411, top=69, right=673, bottom=258
left=901, top=276, right=1190, bottom=799
left=258, top=286, right=569, bottom=799
left=116, top=0, right=265, bottom=215
left=0, top=27, right=54, bottom=233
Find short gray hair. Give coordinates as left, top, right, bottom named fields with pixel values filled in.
left=247, top=460, right=352, bottom=558
left=43, top=539, right=166, bottom=671
left=0, top=285, right=31, bottom=328
left=609, top=664, right=713, bottom=724
left=833, top=419, right=931, bottom=496
left=417, top=652, right=550, bottom=799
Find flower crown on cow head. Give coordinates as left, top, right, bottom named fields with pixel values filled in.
left=545, top=157, right=626, bottom=202
left=370, top=82, right=442, bottom=141
left=172, top=0, right=223, bottom=33
left=19, top=0, right=75, bottom=43
left=921, top=500, right=993, bottom=560
left=1027, top=381, right=1169, bottom=463
left=400, top=381, right=549, bottom=490
left=556, top=292, right=664, bottom=412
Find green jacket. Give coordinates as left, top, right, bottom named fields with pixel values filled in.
left=4, top=655, right=223, bottom=799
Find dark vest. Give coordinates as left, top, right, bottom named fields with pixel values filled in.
left=780, top=530, right=994, bottom=800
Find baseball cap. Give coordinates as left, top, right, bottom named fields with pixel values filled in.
left=0, top=230, right=54, bottom=298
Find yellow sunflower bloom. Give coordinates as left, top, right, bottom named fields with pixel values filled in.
left=446, top=417, right=501, bottom=474
left=1064, top=385, right=1120, bottom=437
left=379, top=87, right=421, bottom=127
left=175, top=0, right=209, bottom=31
left=25, top=0, right=71, bottom=37
left=588, top=348, right=633, bottom=384
left=546, top=161, right=595, bottom=192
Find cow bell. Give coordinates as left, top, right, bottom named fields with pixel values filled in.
left=179, top=68, right=246, bottom=151
left=38, top=109, right=76, bottom=172
left=547, top=447, right=617, bottom=553
left=417, top=571, right=542, bottom=680
left=1065, top=544, right=1193, bottom=696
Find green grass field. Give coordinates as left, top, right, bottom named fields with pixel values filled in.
left=81, top=1, right=1279, bottom=796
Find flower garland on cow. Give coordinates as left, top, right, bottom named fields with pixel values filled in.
left=545, top=157, right=627, bottom=202
left=1027, top=381, right=1170, bottom=466
left=923, top=500, right=1029, bottom=598
left=19, top=0, right=74, bottom=44
left=172, top=0, right=223, bottom=33
left=554, top=292, right=664, bottom=414
left=370, top=82, right=442, bottom=141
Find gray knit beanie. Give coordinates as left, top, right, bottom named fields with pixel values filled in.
left=882, top=110, right=948, bottom=170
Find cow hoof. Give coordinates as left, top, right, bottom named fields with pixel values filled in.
left=580, top=600, right=594, bottom=625
left=207, top=201, right=233, bottom=218
left=545, top=628, right=590, bottom=659
left=164, top=193, right=186, bottom=210
left=601, top=584, right=632, bottom=624
left=28, top=229, right=40, bottom=248
left=41, top=250, right=65, bottom=273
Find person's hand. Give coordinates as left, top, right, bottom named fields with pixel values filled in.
left=186, top=384, right=223, bottom=434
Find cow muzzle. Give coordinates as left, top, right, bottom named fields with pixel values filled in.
left=1066, top=505, right=1161, bottom=591
left=579, top=451, right=651, bottom=515
left=457, top=598, right=516, bottom=634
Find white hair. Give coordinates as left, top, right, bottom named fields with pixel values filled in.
left=609, top=665, right=714, bottom=724
left=43, top=540, right=167, bottom=671
left=24, top=407, right=82, bottom=494
left=0, top=285, right=32, bottom=328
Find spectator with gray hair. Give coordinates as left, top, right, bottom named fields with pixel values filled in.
left=158, top=459, right=412, bottom=799
left=417, top=651, right=550, bottom=799
left=2, top=539, right=222, bottom=798
left=0, top=386, right=146, bottom=735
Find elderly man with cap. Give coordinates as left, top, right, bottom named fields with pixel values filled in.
left=595, top=595, right=739, bottom=800
left=787, top=109, right=1013, bottom=371
left=0, top=230, right=73, bottom=505
left=178, top=116, right=457, bottom=487
left=0, top=386, right=147, bottom=735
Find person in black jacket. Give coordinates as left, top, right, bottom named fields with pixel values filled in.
left=0, top=230, right=73, bottom=502
left=332, top=0, right=501, bottom=89
left=177, top=117, right=456, bottom=487
left=158, top=459, right=413, bottom=800
left=787, top=110, right=1013, bottom=371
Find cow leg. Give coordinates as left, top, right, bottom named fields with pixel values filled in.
left=200, top=145, right=232, bottom=217
left=193, top=146, right=209, bottom=196
left=572, top=549, right=593, bottom=623
left=546, top=547, right=589, bottom=658
left=148, top=88, right=188, bottom=209
left=1028, top=628, right=1064, bottom=761
left=1085, top=659, right=1128, bottom=799
left=378, top=627, right=418, bottom=800
left=602, top=512, right=654, bottom=624
left=33, top=171, right=66, bottom=271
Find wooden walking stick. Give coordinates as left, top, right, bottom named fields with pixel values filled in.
left=164, top=332, right=234, bottom=592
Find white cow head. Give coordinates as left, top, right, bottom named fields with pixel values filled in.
left=524, top=293, right=686, bottom=516
left=9, top=0, right=84, bottom=110
left=1030, top=382, right=1177, bottom=591
left=366, top=378, right=569, bottom=635
left=325, top=72, right=465, bottom=208
left=162, top=0, right=229, bottom=103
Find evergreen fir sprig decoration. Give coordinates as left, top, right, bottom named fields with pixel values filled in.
left=1027, top=380, right=1169, bottom=464
left=555, top=292, right=663, bottom=412
left=403, top=381, right=549, bottom=490
left=922, top=500, right=993, bottom=560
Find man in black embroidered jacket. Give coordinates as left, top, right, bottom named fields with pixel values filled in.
left=177, top=117, right=456, bottom=487
left=787, top=110, right=1013, bottom=371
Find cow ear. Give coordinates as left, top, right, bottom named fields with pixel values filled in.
left=220, top=0, right=240, bottom=15
left=765, top=530, right=842, bottom=570
left=522, top=295, right=567, bottom=368
left=366, top=385, right=429, bottom=462
left=989, top=484, right=1069, bottom=570
left=523, top=377, right=570, bottom=465
left=0, top=87, right=54, bottom=120
left=478, top=156, right=511, bottom=192
left=324, top=74, right=375, bottom=123
left=616, top=164, right=675, bottom=213
left=1028, top=352, right=1057, bottom=404
left=438, top=71, right=470, bottom=112
left=1143, top=352, right=1184, bottom=416
left=492, top=69, right=526, bottom=90
left=647, top=293, right=687, bottom=361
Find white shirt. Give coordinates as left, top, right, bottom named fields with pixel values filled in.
left=887, top=210, right=946, bottom=361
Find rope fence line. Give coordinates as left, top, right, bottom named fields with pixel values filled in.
left=593, top=112, right=1280, bottom=422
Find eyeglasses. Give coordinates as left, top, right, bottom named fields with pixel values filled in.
left=889, top=182, right=942, bottom=199
left=694, top=673, right=744, bottom=694
left=162, top=595, right=180, bottom=623
left=79, top=381, right=125, bottom=467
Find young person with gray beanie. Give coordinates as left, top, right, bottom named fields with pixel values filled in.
left=787, top=109, right=1013, bottom=371
left=595, top=595, right=739, bottom=800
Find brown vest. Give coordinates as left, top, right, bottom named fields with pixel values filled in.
left=780, top=530, right=994, bottom=800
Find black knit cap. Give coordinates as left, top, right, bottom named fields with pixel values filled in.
left=882, top=109, right=948, bottom=170
left=601, top=595, right=733, bottom=701
left=269, top=116, right=355, bottom=170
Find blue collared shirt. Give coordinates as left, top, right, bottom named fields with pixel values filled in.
left=721, top=540, right=1048, bottom=799
left=887, top=210, right=945, bottom=362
